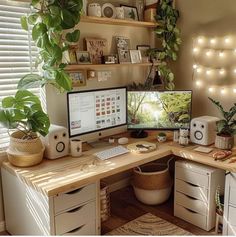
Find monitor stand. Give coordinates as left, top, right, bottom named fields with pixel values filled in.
left=130, top=130, right=148, bottom=138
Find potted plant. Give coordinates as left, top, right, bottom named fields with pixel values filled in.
left=0, top=0, right=83, bottom=165
left=0, top=90, right=50, bottom=167
left=157, top=132, right=167, bottom=142
left=209, top=97, right=236, bottom=149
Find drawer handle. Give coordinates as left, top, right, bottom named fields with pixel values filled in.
left=184, top=194, right=198, bottom=200
left=67, top=225, right=85, bottom=233
left=184, top=181, right=199, bottom=187
left=66, top=187, right=83, bottom=195
left=68, top=206, right=83, bottom=213
left=184, top=206, right=198, bottom=214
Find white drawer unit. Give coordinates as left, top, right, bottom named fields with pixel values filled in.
left=55, top=201, right=96, bottom=235
left=174, top=160, right=225, bottom=231
left=223, top=172, right=236, bottom=235
left=1, top=168, right=99, bottom=235
left=54, top=183, right=96, bottom=214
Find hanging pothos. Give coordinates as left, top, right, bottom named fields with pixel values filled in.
left=153, top=0, right=181, bottom=90
left=128, top=0, right=181, bottom=91
left=19, top=0, right=83, bottom=92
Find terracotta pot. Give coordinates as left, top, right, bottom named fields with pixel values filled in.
left=215, top=134, right=234, bottom=150
left=7, top=131, right=45, bottom=167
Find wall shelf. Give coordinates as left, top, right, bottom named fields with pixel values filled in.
left=66, top=63, right=159, bottom=71
left=80, top=16, right=157, bottom=28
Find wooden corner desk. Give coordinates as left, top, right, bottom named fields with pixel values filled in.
left=1, top=132, right=236, bottom=235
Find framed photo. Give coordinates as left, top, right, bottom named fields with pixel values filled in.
left=137, top=45, right=151, bottom=63
left=69, top=71, right=87, bottom=88
left=120, top=5, right=139, bottom=21
left=102, top=54, right=118, bottom=64
left=130, top=50, right=142, bottom=64
left=76, top=51, right=91, bottom=64
left=116, top=36, right=131, bottom=64
left=85, top=38, right=108, bottom=64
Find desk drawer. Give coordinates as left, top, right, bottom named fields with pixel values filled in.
left=229, top=186, right=236, bottom=206
left=62, top=220, right=96, bottom=236
left=229, top=205, right=236, bottom=223
left=55, top=201, right=95, bottom=235
left=54, top=183, right=96, bottom=214
left=174, top=204, right=206, bottom=230
left=176, top=166, right=209, bottom=188
left=175, top=179, right=208, bottom=202
left=175, top=191, right=207, bottom=215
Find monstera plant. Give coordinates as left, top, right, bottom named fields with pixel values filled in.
left=0, top=0, right=83, bottom=166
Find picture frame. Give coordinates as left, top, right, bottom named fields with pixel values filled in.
left=120, top=5, right=139, bottom=21
left=137, top=45, right=151, bottom=63
left=102, top=54, right=118, bottom=64
left=76, top=51, right=91, bottom=64
left=85, top=37, right=108, bottom=64
left=69, top=71, right=87, bottom=88
left=130, top=50, right=142, bottom=64
left=116, top=36, right=131, bottom=64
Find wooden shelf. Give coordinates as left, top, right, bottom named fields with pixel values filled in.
left=66, top=63, right=159, bottom=71
left=80, top=16, right=157, bottom=28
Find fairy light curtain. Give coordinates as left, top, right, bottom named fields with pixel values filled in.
left=192, top=35, right=236, bottom=95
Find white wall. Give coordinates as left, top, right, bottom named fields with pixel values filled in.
left=175, top=0, right=236, bottom=118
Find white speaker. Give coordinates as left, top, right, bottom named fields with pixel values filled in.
left=41, top=124, right=69, bottom=159
left=190, top=116, right=219, bottom=146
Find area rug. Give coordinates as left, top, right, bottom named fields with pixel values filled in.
left=107, top=213, right=192, bottom=235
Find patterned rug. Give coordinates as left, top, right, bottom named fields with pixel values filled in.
left=107, top=213, right=192, bottom=236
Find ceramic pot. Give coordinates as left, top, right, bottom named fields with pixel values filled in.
left=215, top=134, right=234, bottom=150
left=7, top=131, right=45, bottom=167
left=88, top=3, right=101, bottom=17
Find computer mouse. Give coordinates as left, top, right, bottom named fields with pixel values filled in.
left=118, top=137, right=129, bottom=145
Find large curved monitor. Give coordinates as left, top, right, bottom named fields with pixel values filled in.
left=67, top=87, right=127, bottom=139
left=127, top=90, right=192, bottom=137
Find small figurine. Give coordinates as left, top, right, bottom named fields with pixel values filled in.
left=179, top=128, right=189, bottom=145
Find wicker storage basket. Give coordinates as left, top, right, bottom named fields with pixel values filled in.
left=100, top=182, right=110, bottom=222
left=7, top=131, right=45, bottom=167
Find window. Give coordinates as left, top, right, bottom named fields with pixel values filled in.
left=0, top=0, right=40, bottom=149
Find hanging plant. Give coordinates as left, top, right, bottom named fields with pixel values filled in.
left=18, top=0, right=83, bottom=92
left=152, top=0, right=181, bottom=90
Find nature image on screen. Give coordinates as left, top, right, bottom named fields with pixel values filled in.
left=127, top=91, right=192, bottom=129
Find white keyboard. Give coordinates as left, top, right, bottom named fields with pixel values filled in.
left=94, top=146, right=130, bottom=160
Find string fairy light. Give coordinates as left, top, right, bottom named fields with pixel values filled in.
left=193, top=35, right=236, bottom=95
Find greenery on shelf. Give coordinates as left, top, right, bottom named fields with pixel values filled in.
left=209, top=97, right=236, bottom=136
left=152, top=0, right=181, bottom=90
left=19, top=0, right=83, bottom=92
left=0, top=90, right=50, bottom=139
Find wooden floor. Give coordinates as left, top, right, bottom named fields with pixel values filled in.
left=102, top=186, right=217, bottom=235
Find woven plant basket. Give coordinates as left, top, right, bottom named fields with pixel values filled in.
left=100, top=182, right=110, bottom=222
left=7, top=131, right=45, bottom=167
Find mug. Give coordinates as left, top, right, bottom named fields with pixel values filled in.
left=115, top=7, right=124, bottom=19
left=179, top=136, right=189, bottom=146
left=70, top=139, right=82, bottom=157
left=88, top=3, right=102, bottom=17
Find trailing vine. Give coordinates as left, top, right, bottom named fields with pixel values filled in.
left=19, top=0, right=83, bottom=92
left=152, top=0, right=181, bottom=90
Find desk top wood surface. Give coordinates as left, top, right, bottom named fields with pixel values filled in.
left=2, top=133, right=236, bottom=197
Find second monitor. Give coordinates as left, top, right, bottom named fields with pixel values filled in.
left=127, top=90, right=192, bottom=138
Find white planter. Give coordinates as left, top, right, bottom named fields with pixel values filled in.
left=215, top=135, right=234, bottom=150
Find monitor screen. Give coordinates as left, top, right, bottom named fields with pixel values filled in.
left=67, top=87, right=127, bottom=137
left=127, top=90, right=192, bottom=130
